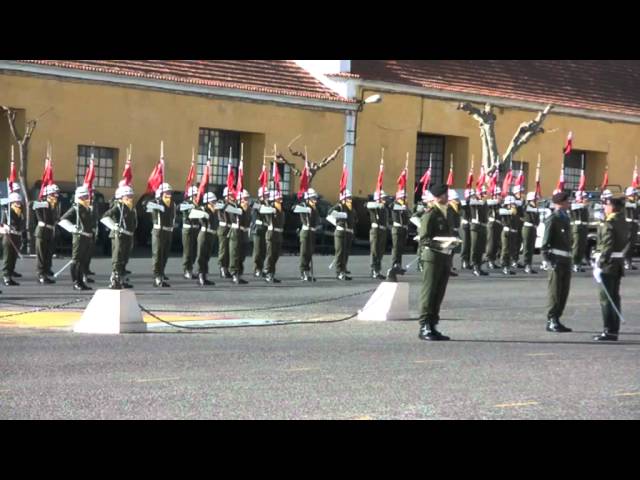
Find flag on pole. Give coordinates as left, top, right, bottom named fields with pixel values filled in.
left=397, top=158, right=408, bottom=193
left=501, top=167, right=513, bottom=197
left=146, top=160, right=164, bottom=193
left=121, top=158, right=133, bottom=187
left=258, top=159, right=269, bottom=192
left=38, top=154, right=54, bottom=200
left=235, top=158, right=244, bottom=200
left=488, top=169, right=499, bottom=196
left=475, top=165, right=486, bottom=194
left=83, top=156, right=96, bottom=197
left=298, top=159, right=310, bottom=200
left=226, top=152, right=236, bottom=200
left=577, top=169, right=586, bottom=192
left=563, top=131, right=573, bottom=155
left=465, top=165, right=474, bottom=189
left=556, top=167, right=565, bottom=192
left=535, top=160, right=542, bottom=199
left=339, top=161, right=348, bottom=196
left=632, top=163, right=639, bottom=189
left=446, top=162, right=454, bottom=187
left=272, top=161, right=281, bottom=195
left=8, top=161, right=17, bottom=193
left=376, top=157, right=384, bottom=196
left=601, top=166, right=609, bottom=191
left=196, top=160, right=210, bottom=205
left=515, top=168, right=525, bottom=188
left=184, top=160, right=196, bottom=199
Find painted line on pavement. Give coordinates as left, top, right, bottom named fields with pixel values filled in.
left=133, top=377, right=180, bottom=383
left=494, top=401, right=539, bottom=408
left=614, top=392, right=640, bottom=397
left=525, top=353, right=556, bottom=357
left=282, top=367, right=320, bottom=373
left=413, top=359, right=445, bottom=364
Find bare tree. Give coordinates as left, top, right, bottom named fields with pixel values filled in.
left=1, top=106, right=49, bottom=254
left=457, top=102, right=553, bottom=173
left=275, top=135, right=348, bottom=186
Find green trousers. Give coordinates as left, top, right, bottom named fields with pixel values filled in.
left=71, top=235, right=92, bottom=283
left=152, top=230, right=172, bottom=277
left=486, top=221, right=501, bottom=262
left=217, top=226, right=230, bottom=270
left=265, top=232, right=282, bottom=275
left=253, top=228, right=267, bottom=272
left=334, top=232, right=351, bottom=274
left=182, top=228, right=198, bottom=272
left=418, top=250, right=452, bottom=327
left=196, top=231, right=216, bottom=275
left=460, top=224, right=471, bottom=264
left=112, top=234, right=133, bottom=276
left=470, top=227, right=486, bottom=267
left=522, top=225, right=536, bottom=265
left=599, top=272, right=622, bottom=334
left=625, top=223, right=638, bottom=264
left=391, top=227, right=407, bottom=267
left=36, top=233, right=54, bottom=276
left=369, top=228, right=387, bottom=271
left=2, top=233, right=21, bottom=277
left=500, top=229, right=515, bottom=266
left=229, top=230, right=247, bottom=275
left=299, top=230, right=315, bottom=273
left=547, top=262, right=571, bottom=319
left=572, top=226, right=588, bottom=265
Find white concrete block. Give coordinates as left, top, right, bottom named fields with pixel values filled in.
left=357, top=282, right=410, bottom=321
left=73, top=289, right=147, bottom=334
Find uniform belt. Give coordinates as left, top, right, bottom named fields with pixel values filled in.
left=371, top=223, right=386, bottom=230
left=336, top=226, right=354, bottom=233
left=611, top=252, right=625, bottom=258
left=76, top=231, right=93, bottom=238
left=231, top=224, right=249, bottom=232
left=572, top=221, right=585, bottom=225
left=550, top=248, right=571, bottom=258
left=268, top=226, right=283, bottom=232
left=503, top=227, right=514, bottom=232
left=8, top=228, right=22, bottom=235
left=37, top=221, right=55, bottom=230
left=392, top=222, right=407, bottom=228
left=625, top=219, right=639, bottom=223
left=424, top=246, right=453, bottom=255
left=182, top=224, right=192, bottom=229
left=255, top=220, right=264, bottom=225
left=302, top=225, right=316, bottom=231
left=118, top=229, right=133, bottom=236
left=153, top=225, right=173, bottom=232
left=471, top=220, right=487, bottom=226
left=460, top=219, right=469, bottom=224
left=523, top=222, right=535, bottom=227
left=219, top=221, right=227, bottom=227
left=200, top=227, right=216, bottom=234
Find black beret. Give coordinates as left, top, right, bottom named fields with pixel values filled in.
left=552, top=191, right=570, bottom=203
left=430, top=183, right=448, bottom=197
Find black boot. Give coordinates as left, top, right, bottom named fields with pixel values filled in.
left=84, top=275, right=95, bottom=284
left=473, top=266, right=488, bottom=276
left=372, top=270, right=386, bottom=280
left=12, top=271, right=22, bottom=278
left=593, top=331, right=618, bottom=341
left=502, top=266, right=516, bottom=275
left=337, top=272, right=352, bottom=281
left=3, top=276, right=18, bottom=286
left=232, top=274, right=248, bottom=285
left=109, top=273, right=122, bottom=290
left=546, top=317, right=572, bottom=332
left=184, top=270, right=194, bottom=280
left=198, top=273, right=214, bottom=286
left=154, top=276, right=170, bottom=287
left=461, top=260, right=469, bottom=270
left=524, top=264, right=538, bottom=274
left=487, top=261, right=497, bottom=270
left=220, top=267, right=233, bottom=279
left=73, top=282, right=91, bottom=291
left=39, top=275, right=55, bottom=284
left=418, top=324, right=450, bottom=341
left=264, top=273, right=281, bottom=284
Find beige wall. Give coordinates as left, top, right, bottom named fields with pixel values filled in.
left=354, top=89, right=640, bottom=198
left=0, top=72, right=346, bottom=201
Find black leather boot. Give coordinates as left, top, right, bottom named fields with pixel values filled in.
left=546, top=317, right=572, bottom=332
left=524, top=264, right=538, bottom=274
left=593, top=331, right=618, bottom=341
left=73, top=282, right=91, bottom=291
left=418, top=324, right=450, bottom=341
left=12, top=271, right=22, bottom=278
left=473, top=266, right=489, bottom=276
left=198, top=273, right=214, bottom=286
left=3, top=276, right=18, bottom=286
left=184, top=270, right=194, bottom=280
left=84, top=275, right=95, bottom=284
left=337, top=272, right=352, bottom=281
left=232, top=274, right=248, bottom=285
left=502, top=266, right=516, bottom=275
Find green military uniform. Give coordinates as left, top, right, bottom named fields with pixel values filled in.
left=418, top=201, right=454, bottom=340
left=34, top=199, right=59, bottom=281
left=459, top=196, right=472, bottom=268
left=594, top=209, right=629, bottom=340
left=391, top=199, right=410, bottom=270
left=252, top=199, right=268, bottom=276
left=265, top=203, right=285, bottom=281
left=469, top=196, right=488, bottom=274
left=522, top=200, right=540, bottom=271
left=541, top=206, right=573, bottom=330
left=180, top=200, right=199, bottom=277
left=570, top=200, right=589, bottom=270
left=2, top=204, right=24, bottom=283
left=298, top=200, right=319, bottom=281
left=330, top=201, right=357, bottom=279
left=195, top=203, right=218, bottom=282
left=485, top=197, right=502, bottom=268
left=228, top=201, right=251, bottom=281
left=511, top=195, right=525, bottom=267
left=103, top=200, right=137, bottom=288
left=368, top=199, right=388, bottom=278
left=60, top=202, right=94, bottom=289
left=499, top=201, right=518, bottom=274
left=447, top=199, right=461, bottom=274
left=412, top=202, right=429, bottom=272
left=623, top=197, right=638, bottom=269
left=217, top=199, right=232, bottom=277
left=151, top=199, right=176, bottom=284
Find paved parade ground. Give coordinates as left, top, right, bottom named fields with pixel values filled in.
left=0, top=252, right=639, bottom=419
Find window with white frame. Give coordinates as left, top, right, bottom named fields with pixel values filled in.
left=77, top=145, right=115, bottom=187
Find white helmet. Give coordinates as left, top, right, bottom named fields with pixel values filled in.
left=373, top=190, right=386, bottom=201
left=574, top=190, right=585, bottom=199
left=45, top=184, right=60, bottom=196
left=269, top=190, right=283, bottom=202
left=223, top=187, right=230, bottom=198
left=155, top=182, right=173, bottom=198
left=305, top=188, right=318, bottom=200
left=10, top=182, right=20, bottom=192
left=75, top=185, right=90, bottom=201
left=340, top=189, right=352, bottom=201
left=396, top=190, right=407, bottom=200
left=626, top=187, right=637, bottom=196
left=463, top=188, right=473, bottom=199
left=8, top=192, right=22, bottom=203
left=115, top=185, right=134, bottom=199
left=186, top=186, right=198, bottom=199
left=526, top=191, right=537, bottom=201
left=118, top=179, right=128, bottom=188
left=494, top=186, right=502, bottom=195
left=504, top=195, right=516, bottom=205
left=203, top=192, right=217, bottom=204
left=601, top=189, right=613, bottom=199
left=258, top=187, right=267, bottom=198
left=240, top=189, right=250, bottom=199
left=448, top=189, right=459, bottom=201
left=512, top=185, right=523, bottom=194
left=422, top=190, right=434, bottom=203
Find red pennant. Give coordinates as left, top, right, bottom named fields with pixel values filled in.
left=416, top=167, right=431, bottom=194
left=577, top=169, right=586, bottom=192
left=556, top=168, right=565, bottom=192
left=563, top=131, right=573, bottom=155
left=298, top=160, right=310, bottom=200
left=146, top=160, right=164, bottom=194
left=339, top=162, right=348, bottom=195
left=475, top=166, right=486, bottom=193
left=184, top=161, right=196, bottom=198
left=376, top=161, right=384, bottom=195
left=273, top=162, right=282, bottom=194
left=446, top=166, right=454, bottom=187
left=258, top=162, right=269, bottom=191
left=196, top=161, right=210, bottom=205
left=396, top=167, right=407, bottom=193
left=465, top=168, right=474, bottom=189
left=601, top=168, right=609, bottom=191
left=235, top=159, right=244, bottom=200
left=38, top=158, right=54, bottom=200
left=226, top=161, right=236, bottom=199
left=121, top=159, right=133, bottom=187
left=501, top=169, right=513, bottom=197
left=632, top=165, right=639, bottom=189
left=488, top=170, right=498, bottom=196
left=83, top=158, right=96, bottom=198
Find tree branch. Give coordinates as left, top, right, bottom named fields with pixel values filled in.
left=502, top=104, right=553, bottom=163
left=275, top=153, right=303, bottom=177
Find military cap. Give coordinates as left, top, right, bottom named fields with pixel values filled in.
left=430, top=183, right=448, bottom=197
left=552, top=191, right=570, bottom=203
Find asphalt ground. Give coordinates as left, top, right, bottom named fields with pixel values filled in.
left=0, top=251, right=639, bottom=419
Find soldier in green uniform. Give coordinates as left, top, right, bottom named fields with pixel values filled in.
left=390, top=189, right=410, bottom=277
left=228, top=189, right=252, bottom=284
left=34, top=184, right=60, bottom=284
left=252, top=187, right=269, bottom=278
left=459, top=189, right=472, bottom=269
left=522, top=191, right=541, bottom=274
left=412, top=190, right=433, bottom=273
left=511, top=186, right=526, bottom=269
left=368, top=190, right=388, bottom=280
left=264, top=190, right=285, bottom=283
left=469, top=189, right=489, bottom=276
left=485, top=186, right=502, bottom=270
left=194, top=192, right=218, bottom=286
left=447, top=189, right=461, bottom=277
left=623, top=187, right=638, bottom=270
left=417, top=183, right=456, bottom=341
left=217, top=187, right=233, bottom=279
left=59, top=186, right=94, bottom=290
left=2, top=191, right=25, bottom=287
left=297, top=188, right=319, bottom=282
left=541, top=191, right=573, bottom=333
left=180, top=186, right=199, bottom=279
left=499, top=195, right=518, bottom=276
left=570, top=190, right=590, bottom=272
left=592, top=196, right=630, bottom=341
left=150, top=182, right=176, bottom=287
left=329, top=189, right=356, bottom=281
left=102, top=185, right=137, bottom=289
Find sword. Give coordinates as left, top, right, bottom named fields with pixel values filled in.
left=592, top=259, right=626, bottom=324
left=328, top=259, right=335, bottom=270
left=54, top=259, right=74, bottom=278
left=404, top=256, right=420, bottom=270
left=3, top=231, right=23, bottom=260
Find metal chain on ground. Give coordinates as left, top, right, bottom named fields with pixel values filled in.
left=0, top=297, right=87, bottom=320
